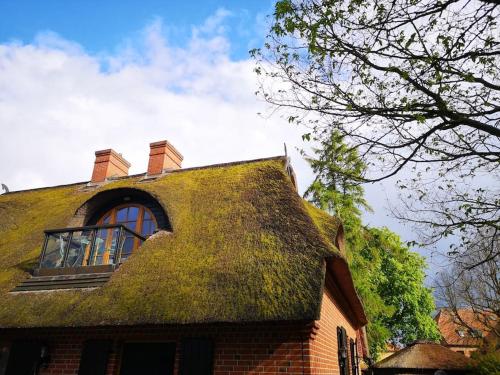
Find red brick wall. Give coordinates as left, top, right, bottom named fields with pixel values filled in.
left=0, top=322, right=311, bottom=375
left=307, top=274, right=361, bottom=375
left=0, top=279, right=364, bottom=375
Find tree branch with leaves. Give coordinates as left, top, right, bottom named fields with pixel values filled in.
left=253, top=0, right=499, bottom=266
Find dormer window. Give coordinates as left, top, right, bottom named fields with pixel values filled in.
left=38, top=203, right=157, bottom=271
left=470, top=329, right=483, bottom=338
left=35, top=188, right=169, bottom=278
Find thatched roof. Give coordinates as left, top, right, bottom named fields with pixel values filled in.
left=0, top=157, right=366, bottom=328
left=373, top=341, right=472, bottom=370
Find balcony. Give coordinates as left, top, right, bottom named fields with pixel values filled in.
left=34, top=224, right=146, bottom=277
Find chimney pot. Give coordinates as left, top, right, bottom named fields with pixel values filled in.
left=91, top=149, right=131, bottom=183
left=147, top=140, right=183, bottom=175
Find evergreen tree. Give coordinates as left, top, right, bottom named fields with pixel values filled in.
left=304, top=131, right=440, bottom=359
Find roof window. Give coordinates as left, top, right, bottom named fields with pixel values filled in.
left=33, top=188, right=169, bottom=280
left=456, top=329, right=466, bottom=338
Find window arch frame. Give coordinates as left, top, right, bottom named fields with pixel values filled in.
left=97, top=203, right=158, bottom=235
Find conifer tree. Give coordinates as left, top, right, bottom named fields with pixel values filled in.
left=304, top=132, right=440, bottom=358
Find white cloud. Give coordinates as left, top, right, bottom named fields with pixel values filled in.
left=0, top=15, right=311, bottom=193
left=0, top=12, right=431, bottom=269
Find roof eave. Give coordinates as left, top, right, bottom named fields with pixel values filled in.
left=325, top=255, right=368, bottom=327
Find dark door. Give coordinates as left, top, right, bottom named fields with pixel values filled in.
left=120, top=342, right=176, bottom=375
left=78, top=340, right=112, bottom=375
left=5, top=341, right=42, bottom=375
left=180, top=338, right=214, bottom=375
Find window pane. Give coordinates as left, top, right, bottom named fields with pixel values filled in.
left=119, top=236, right=135, bottom=261
left=102, top=214, right=111, bottom=224
left=116, top=207, right=128, bottom=222
left=92, top=230, right=108, bottom=265
left=143, top=210, right=151, bottom=220
left=41, top=233, right=69, bottom=268
left=123, top=220, right=138, bottom=231
left=107, top=228, right=121, bottom=265
left=128, top=207, right=139, bottom=221
left=92, top=228, right=120, bottom=266
left=141, top=219, right=157, bottom=237
left=65, top=230, right=93, bottom=268
left=141, top=221, right=151, bottom=236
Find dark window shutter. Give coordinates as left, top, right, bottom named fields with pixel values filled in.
left=337, top=327, right=350, bottom=375
left=180, top=338, right=214, bottom=375
left=120, top=342, right=176, bottom=375
left=343, top=328, right=350, bottom=375
left=355, top=339, right=360, bottom=373
left=350, top=338, right=357, bottom=375
left=78, top=340, right=112, bottom=375
left=5, top=341, right=42, bottom=375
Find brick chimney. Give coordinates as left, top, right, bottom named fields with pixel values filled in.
left=147, top=140, right=183, bottom=175
left=91, top=149, right=131, bottom=183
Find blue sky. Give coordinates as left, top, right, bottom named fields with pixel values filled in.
left=0, top=1, right=449, bottom=282
left=0, top=0, right=272, bottom=59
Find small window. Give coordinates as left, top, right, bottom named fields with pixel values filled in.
left=457, top=329, right=466, bottom=337
left=470, top=329, right=483, bottom=338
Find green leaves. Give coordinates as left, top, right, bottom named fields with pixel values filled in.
left=354, top=228, right=440, bottom=357
left=303, top=131, right=439, bottom=358
left=274, top=0, right=294, bottom=18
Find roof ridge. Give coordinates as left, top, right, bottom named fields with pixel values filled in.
left=1, top=155, right=288, bottom=195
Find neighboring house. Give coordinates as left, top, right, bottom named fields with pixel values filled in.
left=372, top=341, right=472, bottom=375
left=435, top=308, right=497, bottom=357
left=0, top=141, right=368, bottom=375
left=377, top=343, right=400, bottom=361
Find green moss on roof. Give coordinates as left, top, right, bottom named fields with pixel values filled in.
left=303, top=202, right=343, bottom=253
left=0, top=158, right=343, bottom=328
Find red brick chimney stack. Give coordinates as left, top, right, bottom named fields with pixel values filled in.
left=147, top=140, right=183, bottom=175
left=91, top=149, right=131, bottom=183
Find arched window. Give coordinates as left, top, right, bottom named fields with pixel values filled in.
left=93, top=204, right=157, bottom=264
left=39, top=189, right=168, bottom=272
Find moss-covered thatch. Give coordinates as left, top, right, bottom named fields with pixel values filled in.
left=0, top=157, right=347, bottom=328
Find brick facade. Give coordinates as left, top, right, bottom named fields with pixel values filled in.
left=1, top=323, right=310, bottom=375
left=0, top=284, right=362, bottom=375
left=308, top=274, right=361, bottom=375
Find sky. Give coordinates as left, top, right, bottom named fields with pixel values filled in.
left=0, top=1, right=448, bottom=281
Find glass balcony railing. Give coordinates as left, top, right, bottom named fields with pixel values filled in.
left=38, top=224, right=146, bottom=270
